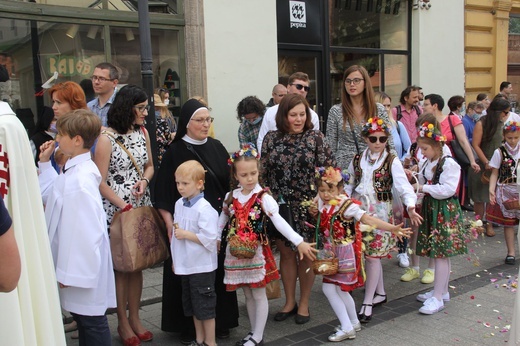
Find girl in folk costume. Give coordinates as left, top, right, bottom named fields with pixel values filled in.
left=309, top=166, right=411, bottom=342
left=401, top=114, right=452, bottom=285
left=217, top=144, right=317, bottom=346
left=345, top=117, right=422, bottom=323
left=487, top=122, right=520, bottom=265
left=415, top=121, right=467, bottom=314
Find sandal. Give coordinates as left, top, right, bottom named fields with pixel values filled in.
left=485, top=223, right=496, bottom=237
left=505, top=256, right=516, bottom=265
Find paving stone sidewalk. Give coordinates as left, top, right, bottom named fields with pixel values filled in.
left=66, top=225, right=520, bottom=345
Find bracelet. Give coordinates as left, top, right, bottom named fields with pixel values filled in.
left=142, top=177, right=150, bottom=185
left=122, top=204, right=133, bottom=212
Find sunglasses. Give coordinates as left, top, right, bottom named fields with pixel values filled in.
left=368, top=136, right=388, bottom=144
left=290, top=83, right=310, bottom=92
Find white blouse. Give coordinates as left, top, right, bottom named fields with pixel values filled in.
left=419, top=154, right=461, bottom=199
left=345, top=149, right=417, bottom=208
left=218, top=184, right=303, bottom=247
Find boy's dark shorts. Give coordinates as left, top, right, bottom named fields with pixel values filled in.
left=181, top=270, right=216, bottom=320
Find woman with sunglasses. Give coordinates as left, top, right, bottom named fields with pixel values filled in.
left=94, top=85, right=155, bottom=346
left=325, top=65, right=396, bottom=171
left=345, top=117, right=422, bottom=324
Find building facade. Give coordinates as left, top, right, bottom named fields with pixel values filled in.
left=0, top=0, right=473, bottom=152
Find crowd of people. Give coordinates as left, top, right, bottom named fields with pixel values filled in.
left=2, top=62, right=520, bottom=345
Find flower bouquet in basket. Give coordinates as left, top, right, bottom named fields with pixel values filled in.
left=228, top=227, right=258, bottom=259
left=311, top=207, right=339, bottom=276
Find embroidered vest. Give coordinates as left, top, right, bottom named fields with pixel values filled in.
left=318, top=198, right=356, bottom=245
left=352, top=152, right=396, bottom=202
left=498, top=146, right=517, bottom=184
left=227, top=189, right=270, bottom=238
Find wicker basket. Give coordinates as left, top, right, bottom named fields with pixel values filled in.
left=504, top=199, right=520, bottom=211
left=312, top=257, right=339, bottom=276
left=228, top=235, right=258, bottom=259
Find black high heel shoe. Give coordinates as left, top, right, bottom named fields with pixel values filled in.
left=372, top=293, right=387, bottom=307
left=358, top=304, right=373, bottom=323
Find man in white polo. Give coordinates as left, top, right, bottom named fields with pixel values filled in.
left=257, top=72, right=320, bottom=154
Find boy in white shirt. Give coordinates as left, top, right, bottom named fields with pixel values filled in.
left=172, top=160, right=220, bottom=346
left=39, top=109, right=116, bottom=345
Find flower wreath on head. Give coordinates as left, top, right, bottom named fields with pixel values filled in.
left=504, top=121, right=520, bottom=132
left=361, top=117, right=390, bottom=136
left=315, top=166, right=350, bottom=186
left=228, top=142, right=260, bottom=166
left=417, top=122, right=446, bottom=142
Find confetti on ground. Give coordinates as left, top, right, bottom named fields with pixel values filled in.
left=490, top=278, right=498, bottom=283
left=476, top=274, right=481, bottom=277
left=470, top=295, right=475, bottom=300
left=449, top=285, right=456, bottom=289
left=476, top=304, right=482, bottom=307
left=493, top=309, right=500, bottom=313
left=483, top=322, right=491, bottom=327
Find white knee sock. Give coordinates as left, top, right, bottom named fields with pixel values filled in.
left=361, top=257, right=381, bottom=316
left=335, top=285, right=359, bottom=325
left=242, top=287, right=268, bottom=345
left=433, top=258, right=450, bottom=301
left=322, top=283, right=353, bottom=332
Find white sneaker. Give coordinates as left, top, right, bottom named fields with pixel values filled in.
left=397, top=253, right=410, bottom=268
left=419, top=297, right=445, bottom=315
left=416, top=290, right=450, bottom=302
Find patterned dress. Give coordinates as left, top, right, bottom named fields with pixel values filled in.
left=416, top=156, right=467, bottom=258
left=316, top=197, right=364, bottom=292
left=260, top=129, right=336, bottom=243
left=101, top=128, right=151, bottom=226
left=346, top=149, right=416, bottom=258
left=223, top=189, right=279, bottom=291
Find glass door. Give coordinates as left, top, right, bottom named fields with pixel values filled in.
left=278, top=51, right=325, bottom=130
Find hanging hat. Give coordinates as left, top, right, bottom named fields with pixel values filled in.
left=174, top=98, right=208, bottom=142
left=153, top=94, right=166, bottom=107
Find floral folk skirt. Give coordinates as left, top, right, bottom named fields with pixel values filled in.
left=416, top=195, right=467, bottom=258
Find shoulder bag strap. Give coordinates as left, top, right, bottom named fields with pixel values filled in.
left=447, top=115, right=458, bottom=141
left=348, top=123, right=360, bottom=154
left=103, top=130, right=143, bottom=179
left=184, top=142, right=227, bottom=197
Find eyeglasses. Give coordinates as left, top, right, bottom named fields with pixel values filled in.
left=290, top=83, right=310, bottom=92
left=191, top=117, right=214, bottom=124
left=91, top=75, right=115, bottom=83
left=134, top=105, right=150, bottom=113
left=368, top=136, right=388, bottom=144
left=345, top=78, right=364, bottom=85
left=275, top=94, right=286, bottom=98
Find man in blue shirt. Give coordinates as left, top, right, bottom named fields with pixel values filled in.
left=87, top=62, right=119, bottom=127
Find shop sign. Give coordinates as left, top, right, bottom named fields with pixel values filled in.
left=277, top=0, right=321, bottom=45
left=289, top=1, right=306, bottom=29
left=47, top=56, right=93, bottom=77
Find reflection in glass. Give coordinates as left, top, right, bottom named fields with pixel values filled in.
left=329, top=0, right=408, bottom=50
left=278, top=54, right=318, bottom=112
left=329, top=53, right=407, bottom=108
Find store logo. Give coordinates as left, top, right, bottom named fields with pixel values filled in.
left=289, top=1, right=306, bottom=29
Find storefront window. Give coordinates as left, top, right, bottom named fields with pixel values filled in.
left=329, top=0, right=408, bottom=50
left=329, top=52, right=407, bottom=107
left=5, top=0, right=179, bottom=13
left=0, top=17, right=180, bottom=131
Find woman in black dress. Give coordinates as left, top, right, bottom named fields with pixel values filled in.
left=155, top=99, right=238, bottom=343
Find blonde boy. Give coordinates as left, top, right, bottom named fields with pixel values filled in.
left=172, top=160, right=219, bottom=346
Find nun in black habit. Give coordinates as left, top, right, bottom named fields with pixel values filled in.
left=154, top=98, right=239, bottom=340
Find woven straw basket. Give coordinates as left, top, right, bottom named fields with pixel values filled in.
left=228, top=235, right=258, bottom=259
left=312, top=257, right=339, bottom=276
